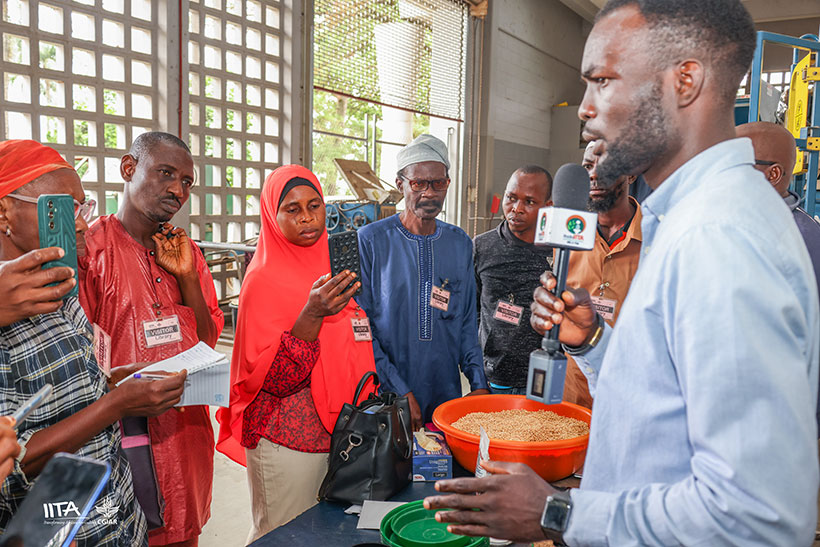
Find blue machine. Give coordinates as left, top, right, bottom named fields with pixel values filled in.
left=745, top=31, right=820, bottom=216
left=325, top=201, right=397, bottom=234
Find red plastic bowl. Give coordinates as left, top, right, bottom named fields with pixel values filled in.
left=432, top=395, right=591, bottom=482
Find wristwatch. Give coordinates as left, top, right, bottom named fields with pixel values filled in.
left=540, top=488, right=572, bottom=544
left=562, top=312, right=605, bottom=357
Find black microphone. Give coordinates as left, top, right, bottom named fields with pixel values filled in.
left=526, top=164, right=598, bottom=404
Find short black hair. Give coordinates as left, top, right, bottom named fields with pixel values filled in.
left=598, top=0, right=756, bottom=105
left=514, top=165, right=553, bottom=199
left=128, top=131, right=191, bottom=161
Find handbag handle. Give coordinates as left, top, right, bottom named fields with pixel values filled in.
left=352, top=371, right=379, bottom=406
left=396, top=407, right=412, bottom=459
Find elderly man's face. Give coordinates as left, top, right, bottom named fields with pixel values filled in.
left=578, top=6, right=676, bottom=188
left=397, top=160, right=448, bottom=221
left=121, top=141, right=195, bottom=223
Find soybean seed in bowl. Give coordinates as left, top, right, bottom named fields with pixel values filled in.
left=451, top=409, right=589, bottom=442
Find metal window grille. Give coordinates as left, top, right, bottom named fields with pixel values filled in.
left=1, top=0, right=158, bottom=214
left=314, top=0, right=468, bottom=121
left=187, top=0, right=283, bottom=299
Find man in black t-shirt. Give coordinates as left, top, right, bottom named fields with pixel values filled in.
left=473, top=165, right=553, bottom=393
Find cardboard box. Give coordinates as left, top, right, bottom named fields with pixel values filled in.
left=412, top=431, right=452, bottom=482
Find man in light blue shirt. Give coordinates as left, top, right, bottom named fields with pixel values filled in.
left=424, top=1, right=819, bottom=545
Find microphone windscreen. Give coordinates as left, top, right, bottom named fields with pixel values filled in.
left=552, top=163, right=590, bottom=211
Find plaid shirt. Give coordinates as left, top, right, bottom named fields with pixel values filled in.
left=0, top=297, right=147, bottom=546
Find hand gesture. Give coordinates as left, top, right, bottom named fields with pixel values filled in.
left=424, top=461, right=554, bottom=543
left=0, top=416, right=21, bottom=483
left=530, top=270, right=598, bottom=347
left=303, top=271, right=361, bottom=319
left=152, top=223, right=194, bottom=280
left=0, top=247, right=75, bottom=326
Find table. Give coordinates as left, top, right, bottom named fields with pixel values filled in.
left=251, top=474, right=579, bottom=547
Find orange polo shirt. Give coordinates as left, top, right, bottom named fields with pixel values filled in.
left=562, top=197, right=642, bottom=408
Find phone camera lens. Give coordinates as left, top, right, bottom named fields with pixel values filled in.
left=49, top=221, right=55, bottom=229
left=47, top=200, right=54, bottom=207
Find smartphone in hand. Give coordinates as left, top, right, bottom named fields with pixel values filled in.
left=37, top=194, right=78, bottom=299
left=328, top=230, right=362, bottom=296
left=0, top=453, right=111, bottom=547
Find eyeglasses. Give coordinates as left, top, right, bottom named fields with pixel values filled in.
left=6, top=193, right=97, bottom=222
left=754, top=159, right=777, bottom=166
left=399, top=175, right=450, bottom=192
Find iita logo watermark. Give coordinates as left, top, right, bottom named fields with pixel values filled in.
left=43, top=501, right=81, bottom=519
left=96, top=499, right=119, bottom=519
left=41, top=499, right=119, bottom=526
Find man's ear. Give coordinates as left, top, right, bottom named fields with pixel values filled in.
left=396, top=177, right=404, bottom=192
left=768, top=164, right=783, bottom=185
left=545, top=199, right=554, bottom=207
left=674, top=59, right=705, bottom=108
left=120, top=154, right=137, bottom=182
left=627, top=175, right=637, bottom=185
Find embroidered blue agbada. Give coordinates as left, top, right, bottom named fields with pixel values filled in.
left=357, top=215, right=488, bottom=421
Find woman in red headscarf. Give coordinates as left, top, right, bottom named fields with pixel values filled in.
left=216, top=165, right=376, bottom=542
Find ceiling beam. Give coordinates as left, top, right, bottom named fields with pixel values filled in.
left=556, top=0, right=599, bottom=22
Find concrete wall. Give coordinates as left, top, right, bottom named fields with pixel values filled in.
left=470, top=0, right=588, bottom=236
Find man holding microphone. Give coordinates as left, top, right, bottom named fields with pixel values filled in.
left=424, top=1, right=819, bottom=545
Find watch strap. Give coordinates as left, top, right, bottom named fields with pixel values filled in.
left=562, top=312, right=605, bottom=356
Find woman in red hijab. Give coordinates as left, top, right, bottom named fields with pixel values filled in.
left=216, top=165, right=376, bottom=542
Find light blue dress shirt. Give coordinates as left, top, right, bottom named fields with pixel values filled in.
left=564, top=139, right=820, bottom=546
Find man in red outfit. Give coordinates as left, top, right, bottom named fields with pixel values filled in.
left=79, top=131, right=224, bottom=547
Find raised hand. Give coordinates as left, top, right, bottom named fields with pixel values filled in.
left=530, top=270, right=598, bottom=347
left=152, top=223, right=195, bottom=280
left=0, top=247, right=75, bottom=326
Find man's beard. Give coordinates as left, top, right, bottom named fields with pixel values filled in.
left=595, top=80, right=671, bottom=189
left=588, top=190, right=619, bottom=213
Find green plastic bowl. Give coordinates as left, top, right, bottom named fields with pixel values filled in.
left=380, top=500, right=489, bottom=547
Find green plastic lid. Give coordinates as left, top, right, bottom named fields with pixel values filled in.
left=380, top=500, right=489, bottom=547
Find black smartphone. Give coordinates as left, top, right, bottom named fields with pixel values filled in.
left=328, top=230, right=362, bottom=296
left=1, top=453, right=111, bottom=547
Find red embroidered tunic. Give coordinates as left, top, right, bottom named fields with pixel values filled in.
left=78, top=215, right=225, bottom=545
left=241, top=331, right=331, bottom=453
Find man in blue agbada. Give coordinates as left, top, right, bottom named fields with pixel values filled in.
left=356, top=134, right=489, bottom=430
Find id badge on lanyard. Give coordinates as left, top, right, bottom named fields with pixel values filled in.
left=351, top=306, right=373, bottom=342
left=430, top=278, right=451, bottom=312
left=142, top=315, right=183, bottom=348
left=494, top=294, right=524, bottom=326
left=93, top=324, right=112, bottom=377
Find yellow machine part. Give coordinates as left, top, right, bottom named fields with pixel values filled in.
left=787, top=52, right=813, bottom=175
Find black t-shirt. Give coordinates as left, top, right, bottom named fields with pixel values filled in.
left=473, top=221, right=553, bottom=387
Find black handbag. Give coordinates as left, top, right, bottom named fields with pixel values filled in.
left=318, top=371, right=413, bottom=504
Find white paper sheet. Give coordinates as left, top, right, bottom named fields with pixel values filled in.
left=116, top=342, right=230, bottom=407
left=356, top=500, right=406, bottom=529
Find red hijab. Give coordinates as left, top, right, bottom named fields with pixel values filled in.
left=216, top=165, right=376, bottom=465
left=0, top=140, right=73, bottom=197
